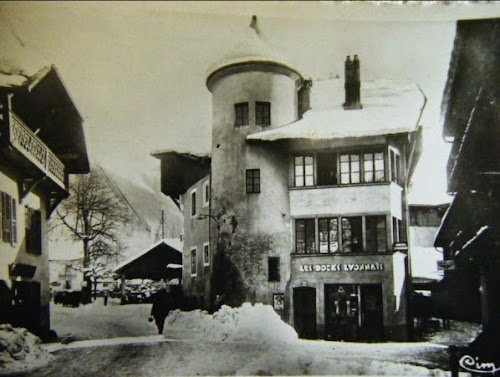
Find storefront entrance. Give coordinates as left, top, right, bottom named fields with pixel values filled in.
left=324, top=284, right=383, bottom=341
left=293, top=287, right=317, bottom=339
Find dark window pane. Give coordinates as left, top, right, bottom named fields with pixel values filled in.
left=317, top=153, right=337, bottom=186
left=256, top=102, right=271, bottom=125
left=342, top=217, right=362, bottom=253
left=235, top=102, right=249, bottom=126
left=268, top=257, right=280, bottom=282
left=246, top=169, right=260, bottom=194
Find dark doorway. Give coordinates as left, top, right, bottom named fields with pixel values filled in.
left=325, top=284, right=359, bottom=341
left=11, top=281, right=41, bottom=335
left=293, top=287, right=317, bottom=339
left=360, top=284, right=384, bottom=341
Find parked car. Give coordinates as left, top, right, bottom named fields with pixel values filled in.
left=53, top=291, right=81, bottom=307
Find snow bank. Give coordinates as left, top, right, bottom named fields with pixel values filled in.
left=166, top=303, right=298, bottom=344
left=0, top=324, right=53, bottom=375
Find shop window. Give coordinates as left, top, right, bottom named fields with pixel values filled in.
left=255, top=102, right=271, bottom=126
left=295, top=218, right=315, bottom=253
left=366, top=216, right=387, bottom=252
left=363, top=152, right=385, bottom=183
left=340, top=154, right=361, bottom=184
left=0, top=192, right=17, bottom=245
left=318, top=218, right=339, bottom=253
left=317, top=152, right=338, bottom=186
left=191, top=190, right=197, bottom=217
left=294, top=156, right=314, bottom=187
left=246, top=169, right=260, bottom=194
left=268, top=257, right=280, bottom=282
left=190, top=247, right=197, bottom=276
left=341, top=217, right=362, bottom=253
left=235, top=102, right=249, bottom=127
left=25, top=207, right=42, bottom=255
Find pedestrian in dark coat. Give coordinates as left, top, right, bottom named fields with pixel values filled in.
left=150, top=288, right=171, bottom=334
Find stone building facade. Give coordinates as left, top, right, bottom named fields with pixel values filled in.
left=155, top=17, right=426, bottom=341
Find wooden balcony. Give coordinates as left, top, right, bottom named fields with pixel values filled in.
left=8, top=110, right=66, bottom=189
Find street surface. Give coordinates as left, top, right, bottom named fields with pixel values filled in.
left=3, top=299, right=478, bottom=376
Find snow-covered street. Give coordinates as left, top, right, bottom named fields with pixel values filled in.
left=1, top=300, right=482, bottom=376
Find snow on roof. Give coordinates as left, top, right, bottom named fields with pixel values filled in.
left=166, top=263, right=182, bottom=269
left=113, top=238, right=182, bottom=273
left=247, top=78, right=425, bottom=142
left=410, top=247, right=444, bottom=281
left=151, top=148, right=211, bottom=159
left=0, top=65, right=52, bottom=89
left=206, top=16, right=301, bottom=82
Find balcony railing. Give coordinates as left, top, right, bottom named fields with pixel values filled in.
left=9, top=110, right=66, bottom=189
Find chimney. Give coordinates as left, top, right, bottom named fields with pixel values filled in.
left=343, top=54, right=362, bottom=110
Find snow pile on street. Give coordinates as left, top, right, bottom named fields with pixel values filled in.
left=166, top=303, right=298, bottom=344
left=0, top=324, right=53, bottom=375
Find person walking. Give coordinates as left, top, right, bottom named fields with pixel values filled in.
left=149, top=288, right=171, bottom=334
left=103, top=290, right=109, bottom=306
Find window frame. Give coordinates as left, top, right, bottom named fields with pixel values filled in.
left=25, top=206, right=42, bottom=255
left=234, top=102, right=249, bottom=127
left=390, top=147, right=402, bottom=185
left=294, top=215, right=389, bottom=254
left=190, top=189, right=197, bottom=218
left=341, top=216, right=363, bottom=253
left=268, top=256, right=280, bottom=282
left=203, top=242, right=210, bottom=267
left=365, top=215, right=387, bottom=253
left=1, top=192, right=17, bottom=246
left=246, top=169, right=261, bottom=194
left=202, top=180, right=210, bottom=207
left=318, top=217, right=339, bottom=253
left=294, top=155, right=315, bottom=187
left=295, top=218, right=316, bottom=254
left=190, top=247, right=197, bottom=277
left=255, top=101, right=271, bottom=126
left=293, top=149, right=387, bottom=188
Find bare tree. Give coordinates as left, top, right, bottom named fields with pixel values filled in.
left=52, top=168, right=130, bottom=301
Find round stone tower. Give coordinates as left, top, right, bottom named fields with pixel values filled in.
left=206, top=16, right=304, bottom=309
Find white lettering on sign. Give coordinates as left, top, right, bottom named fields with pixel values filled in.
left=299, top=263, right=384, bottom=272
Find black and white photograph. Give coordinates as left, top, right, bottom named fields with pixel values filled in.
left=0, top=1, right=499, bottom=376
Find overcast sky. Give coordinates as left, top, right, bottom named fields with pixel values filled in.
left=1, top=1, right=499, bottom=204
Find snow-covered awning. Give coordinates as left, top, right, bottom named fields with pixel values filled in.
left=247, top=79, right=425, bottom=142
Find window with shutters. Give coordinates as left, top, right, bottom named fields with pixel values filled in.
left=0, top=192, right=17, bottom=246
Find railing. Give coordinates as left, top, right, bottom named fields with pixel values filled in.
left=9, top=110, right=66, bottom=189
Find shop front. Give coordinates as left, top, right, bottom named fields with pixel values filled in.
left=290, top=254, right=408, bottom=341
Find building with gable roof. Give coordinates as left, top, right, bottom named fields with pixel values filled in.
left=154, top=16, right=426, bottom=341
left=0, top=65, right=89, bottom=338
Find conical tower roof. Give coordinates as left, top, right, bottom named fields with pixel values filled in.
left=206, top=16, right=302, bottom=91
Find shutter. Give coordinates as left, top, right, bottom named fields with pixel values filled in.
left=11, top=198, right=17, bottom=245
